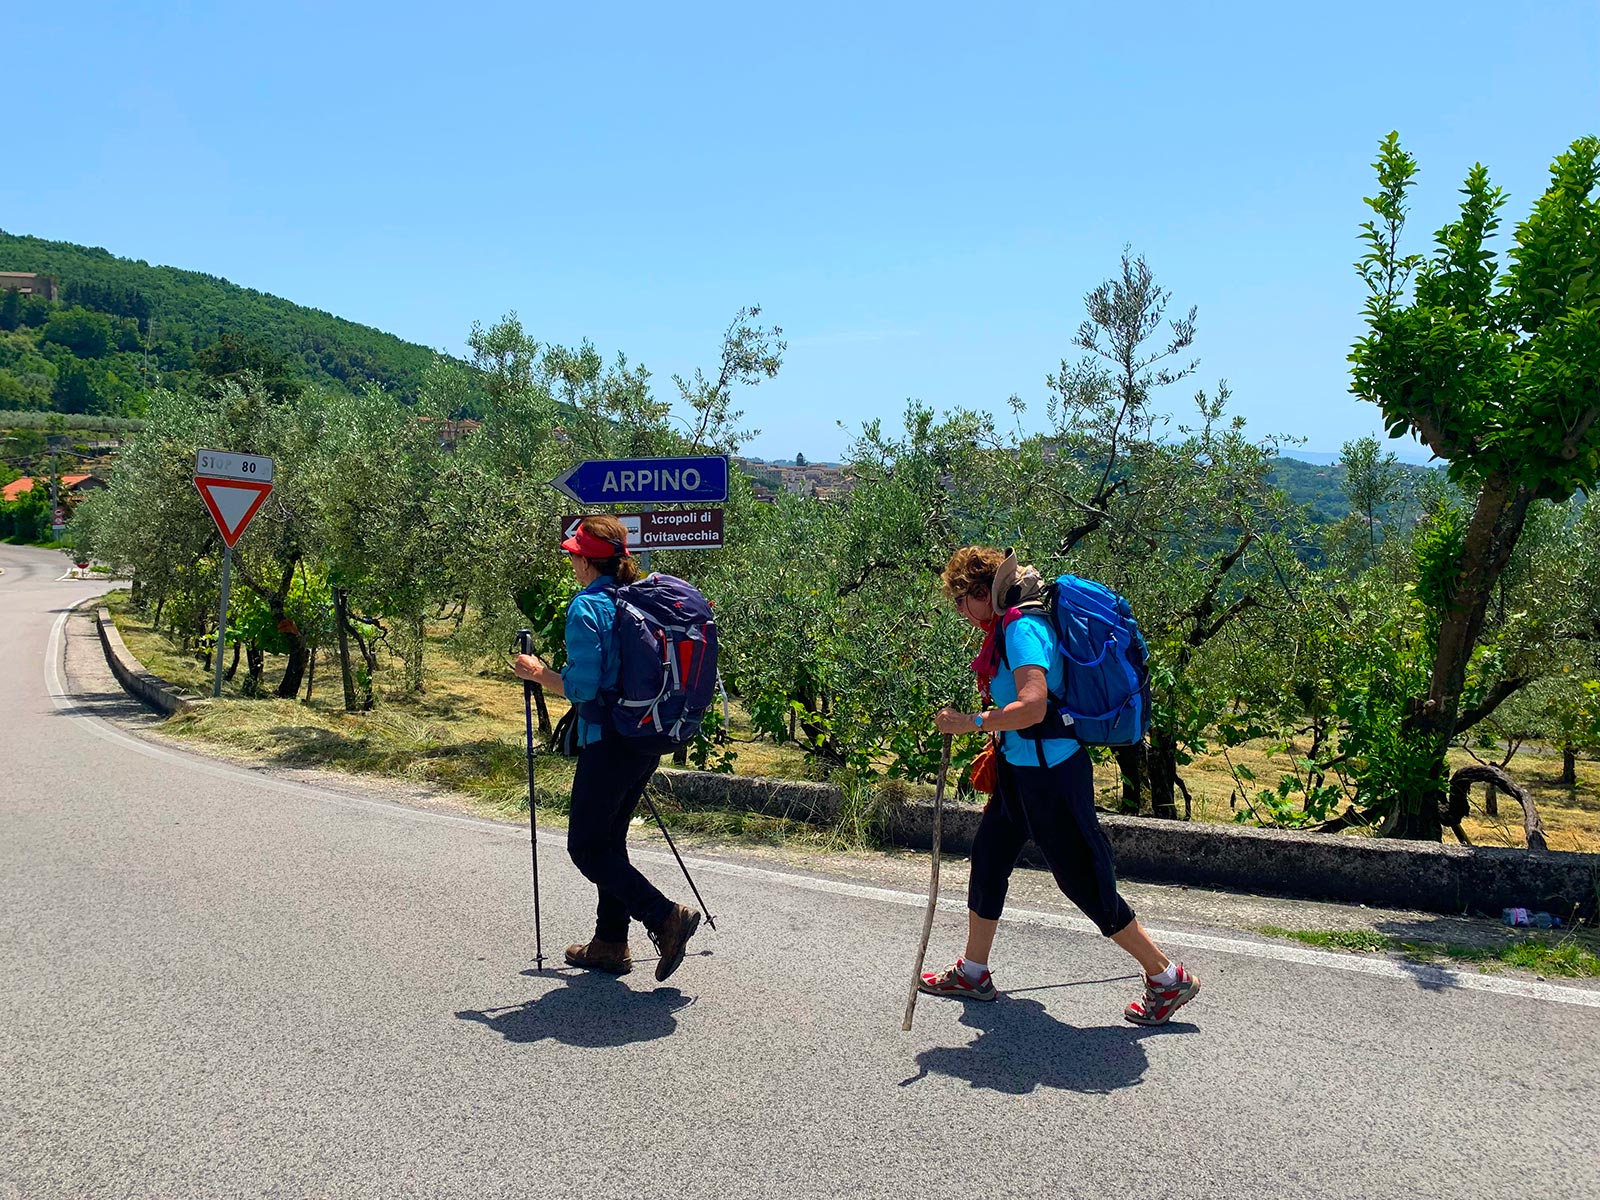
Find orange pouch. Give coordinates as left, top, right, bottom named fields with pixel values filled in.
left=969, top=736, right=1000, bottom=795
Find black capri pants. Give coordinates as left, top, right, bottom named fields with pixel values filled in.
left=967, top=748, right=1135, bottom=937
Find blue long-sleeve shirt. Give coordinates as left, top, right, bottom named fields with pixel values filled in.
left=560, top=575, right=618, bottom=747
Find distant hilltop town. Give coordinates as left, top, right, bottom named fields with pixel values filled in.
left=733, top=456, right=853, bottom=501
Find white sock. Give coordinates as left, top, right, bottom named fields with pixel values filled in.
left=1150, top=962, right=1179, bottom=986
left=960, top=958, right=989, bottom=982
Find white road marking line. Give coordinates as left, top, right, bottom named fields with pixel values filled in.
left=674, top=858, right=1600, bottom=1008
left=45, top=609, right=1600, bottom=1010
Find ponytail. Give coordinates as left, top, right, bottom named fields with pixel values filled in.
left=597, top=553, right=641, bottom=585
left=575, top=514, right=641, bottom=584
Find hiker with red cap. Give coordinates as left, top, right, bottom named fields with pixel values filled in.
left=919, top=546, right=1200, bottom=1025
left=510, top=514, right=702, bottom=981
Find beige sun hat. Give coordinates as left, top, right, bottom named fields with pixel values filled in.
left=989, top=548, right=1045, bottom=613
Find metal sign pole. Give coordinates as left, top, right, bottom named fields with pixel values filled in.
left=213, top=544, right=232, bottom=699
left=639, top=502, right=654, bottom=574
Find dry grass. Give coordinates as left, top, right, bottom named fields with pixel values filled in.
left=1153, top=738, right=1600, bottom=853
left=105, top=592, right=1600, bottom=853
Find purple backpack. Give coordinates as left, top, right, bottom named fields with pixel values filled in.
left=604, top=574, right=719, bottom=746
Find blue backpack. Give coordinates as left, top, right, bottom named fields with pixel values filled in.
left=1002, top=575, right=1151, bottom=748
left=600, top=574, right=720, bottom=746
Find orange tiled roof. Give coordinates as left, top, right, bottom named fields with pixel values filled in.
left=2, top=474, right=92, bottom=502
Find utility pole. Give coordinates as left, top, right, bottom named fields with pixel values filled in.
left=48, top=435, right=58, bottom=542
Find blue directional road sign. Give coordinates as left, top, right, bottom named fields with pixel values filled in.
left=548, top=455, right=729, bottom=505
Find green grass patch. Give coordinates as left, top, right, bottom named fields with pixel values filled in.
left=2, top=536, right=71, bottom=549
left=1256, top=925, right=1394, bottom=953
left=1256, top=925, right=1600, bottom=978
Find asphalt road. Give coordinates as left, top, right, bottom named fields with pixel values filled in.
left=3, top=543, right=1597, bottom=1200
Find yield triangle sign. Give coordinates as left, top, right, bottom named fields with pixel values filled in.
left=194, top=476, right=274, bottom=547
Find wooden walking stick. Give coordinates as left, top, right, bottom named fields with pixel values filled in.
left=902, top=735, right=952, bottom=1032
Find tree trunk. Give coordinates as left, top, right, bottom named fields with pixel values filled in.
left=224, top=639, right=240, bottom=682
left=1449, top=765, right=1546, bottom=851
left=1483, top=781, right=1498, bottom=817
left=405, top=614, right=425, bottom=693
left=334, top=588, right=358, bottom=713
left=244, top=646, right=265, bottom=696
left=304, top=646, right=317, bottom=704
left=531, top=684, right=552, bottom=739
left=266, top=563, right=309, bottom=700
left=1147, top=730, right=1181, bottom=820
left=1561, top=744, right=1577, bottom=787
left=1115, top=742, right=1148, bottom=815
left=1395, top=473, right=1534, bottom=841
left=275, top=625, right=310, bottom=699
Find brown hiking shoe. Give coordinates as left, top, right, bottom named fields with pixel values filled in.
left=564, top=939, right=633, bottom=975
left=649, top=904, right=702, bottom=982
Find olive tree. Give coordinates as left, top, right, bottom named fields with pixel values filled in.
left=74, top=376, right=325, bottom=698
left=1350, top=133, right=1600, bottom=837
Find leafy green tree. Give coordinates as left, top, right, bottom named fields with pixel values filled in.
left=1338, top=434, right=1406, bottom=564
left=1349, top=132, right=1600, bottom=838
left=40, top=308, right=113, bottom=358
left=672, top=306, right=783, bottom=454
left=300, top=371, right=460, bottom=706
left=195, top=334, right=302, bottom=400
left=704, top=404, right=980, bottom=780
left=74, top=376, right=324, bottom=697
left=0, top=371, right=29, bottom=410
left=51, top=360, right=100, bottom=414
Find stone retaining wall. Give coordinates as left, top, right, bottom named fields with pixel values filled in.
left=652, top=768, right=1600, bottom=920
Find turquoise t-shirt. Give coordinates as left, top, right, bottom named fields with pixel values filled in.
left=991, top=613, right=1080, bottom=768
left=561, top=575, right=620, bottom=748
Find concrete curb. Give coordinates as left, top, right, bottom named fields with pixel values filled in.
left=652, top=768, right=1600, bottom=920
left=94, top=606, right=208, bottom=715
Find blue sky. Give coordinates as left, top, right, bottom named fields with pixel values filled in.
left=5, top=2, right=1596, bottom=462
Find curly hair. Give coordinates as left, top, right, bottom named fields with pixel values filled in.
left=940, top=545, right=1006, bottom=600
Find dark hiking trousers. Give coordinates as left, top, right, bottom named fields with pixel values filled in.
left=967, top=749, right=1135, bottom=937
left=568, top=735, right=674, bottom=943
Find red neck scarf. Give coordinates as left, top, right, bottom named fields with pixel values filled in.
left=970, top=609, right=1023, bottom=703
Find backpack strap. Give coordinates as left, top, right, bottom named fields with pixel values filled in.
left=995, top=606, right=1074, bottom=764
left=580, top=583, right=628, bottom=726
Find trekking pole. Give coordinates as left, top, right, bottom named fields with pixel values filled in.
left=516, top=629, right=546, bottom=971
left=639, top=792, right=717, bottom=931
left=902, top=735, right=952, bottom=1032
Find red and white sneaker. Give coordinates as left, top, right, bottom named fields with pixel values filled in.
left=918, top=958, right=998, bottom=1002
left=1124, top=963, right=1200, bottom=1025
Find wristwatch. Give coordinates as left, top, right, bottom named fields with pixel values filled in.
left=972, top=710, right=986, bottom=730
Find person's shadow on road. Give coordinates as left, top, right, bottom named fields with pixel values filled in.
left=455, top=969, right=692, bottom=1049
left=900, top=995, right=1194, bottom=1095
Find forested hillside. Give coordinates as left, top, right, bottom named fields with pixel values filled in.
left=0, top=231, right=438, bottom=416
left=1265, top=454, right=1438, bottom=525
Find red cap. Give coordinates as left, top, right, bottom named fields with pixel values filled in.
left=561, top=525, right=628, bottom=558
